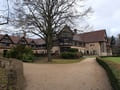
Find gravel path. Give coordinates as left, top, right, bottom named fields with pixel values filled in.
left=24, top=58, right=112, bottom=90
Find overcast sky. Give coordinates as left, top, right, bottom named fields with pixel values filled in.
left=0, top=0, right=120, bottom=37
left=87, top=0, right=120, bottom=36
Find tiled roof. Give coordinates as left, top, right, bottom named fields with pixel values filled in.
left=26, top=38, right=33, bottom=44
left=10, top=36, right=21, bottom=44
left=78, top=30, right=107, bottom=43
left=0, top=29, right=107, bottom=45
left=0, top=34, right=5, bottom=40
left=34, top=39, right=45, bottom=45
left=10, top=35, right=45, bottom=45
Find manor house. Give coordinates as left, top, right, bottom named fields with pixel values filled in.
left=0, top=25, right=112, bottom=56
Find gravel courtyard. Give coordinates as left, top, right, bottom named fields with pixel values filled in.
left=24, top=58, right=112, bottom=90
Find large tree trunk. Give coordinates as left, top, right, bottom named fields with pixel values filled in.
left=46, top=16, right=53, bottom=62
left=47, top=46, right=52, bottom=62
left=46, top=34, right=53, bottom=62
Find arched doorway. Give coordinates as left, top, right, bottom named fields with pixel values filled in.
left=87, top=50, right=89, bottom=55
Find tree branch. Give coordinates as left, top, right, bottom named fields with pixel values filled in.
left=0, top=0, right=9, bottom=25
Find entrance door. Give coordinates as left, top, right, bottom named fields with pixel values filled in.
left=3, top=50, right=8, bottom=57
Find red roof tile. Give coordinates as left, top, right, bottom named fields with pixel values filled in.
left=0, top=34, right=5, bottom=40
left=34, top=39, right=45, bottom=45
left=10, top=36, right=21, bottom=44
left=26, top=38, right=33, bottom=44
left=0, top=29, right=107, bottom=45
left=79, top=30, right=107, bottom=43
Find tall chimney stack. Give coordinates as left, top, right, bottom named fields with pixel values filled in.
left=118, top=34, right=120, bottom=39
left=74, top=29, right=77, bottom=34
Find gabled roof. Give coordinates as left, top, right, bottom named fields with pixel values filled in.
left=26, top=38, right=33, bottom=44
left=59, top=25, right=74, bottom=34
left=10, top=36, right=33, bottom=44
left=0, top=34, right=14, bottom=44
left=34, top=39, right=45, bottom=45
left=0, top=34, right=4, bottom=40
left=0, top=29, right=107, bottom=46
left=0, top=34, right=45, bottom=45
left=73, top=34, right=83, bottom=42
left=18, top=37, right=29, bottom=44
left=78, top=30, right=107, bottom=43
left=10, top=36, right=21, bottom=44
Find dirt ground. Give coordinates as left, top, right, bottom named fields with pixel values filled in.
left=24, top=58, right=112, bottom=90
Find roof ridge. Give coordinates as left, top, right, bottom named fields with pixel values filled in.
left=78, top=29, right=106, bottom=35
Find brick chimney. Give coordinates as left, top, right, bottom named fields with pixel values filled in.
left=118, top=34, right=120, bottom=39
left=74, top=29, right=77, bottom=34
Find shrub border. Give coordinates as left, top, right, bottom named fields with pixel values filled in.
left=96, top=57, right=120, bottom=90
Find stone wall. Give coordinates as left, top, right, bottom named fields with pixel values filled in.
left=0, top=57, right=24, bottom=90
left=71, top=46, right=85, bottom=53
left=85, top=42, right=101, bottom=55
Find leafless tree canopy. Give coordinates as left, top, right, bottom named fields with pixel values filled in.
left=0, top=0, right=9, bottom=25
left=13, top=0, right=91, bottom=61
left=14, top=0, right=91, bottom=38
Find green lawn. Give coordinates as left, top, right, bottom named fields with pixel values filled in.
left=33, top=57, right=84, bottom=64
left=101, top=57, right=120, bottom=87
left=84, top=56, right=97, bottom=58
left=102, top=57, right=120, bottom=64
left=51, top=58, right=83, bottom=64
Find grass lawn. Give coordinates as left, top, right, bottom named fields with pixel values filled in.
left=33, top=57, right=84, bottom=64
left=84, top=56, right=97, bottom=58
left=51, top=58, right=83, bottom=64
left=101, top=57, right=120, bottom=87
left=102, top=57, right=120, bottom=64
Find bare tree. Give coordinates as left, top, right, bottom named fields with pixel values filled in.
left=13, top=0, right=91, bottom=62
left=0, top=0, right=9, bottom=25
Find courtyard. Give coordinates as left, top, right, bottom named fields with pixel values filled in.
left=24, top=58, right=112, bottom=90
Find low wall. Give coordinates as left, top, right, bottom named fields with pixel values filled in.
left=0, top=57, right=24, bottom=90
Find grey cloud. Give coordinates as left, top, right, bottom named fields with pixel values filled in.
left=87, top=0, right=120, bottom=36
left=0, top=0, right=120, bottom=37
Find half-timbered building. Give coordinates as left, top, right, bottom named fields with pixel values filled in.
left=0, top=25, right=112, bottom=56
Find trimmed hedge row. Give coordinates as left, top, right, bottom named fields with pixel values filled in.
left=60, top=48, right=83, bottom=59
left=61, top=52, right=80, bottom=59
left=96, top=57, right=120, bottom=90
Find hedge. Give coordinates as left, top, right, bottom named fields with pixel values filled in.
left=67, top=48, right=78, bottom=52
left=96, top=57, right=120, bottom=90
left=61, top=52, right=79, bottom=59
